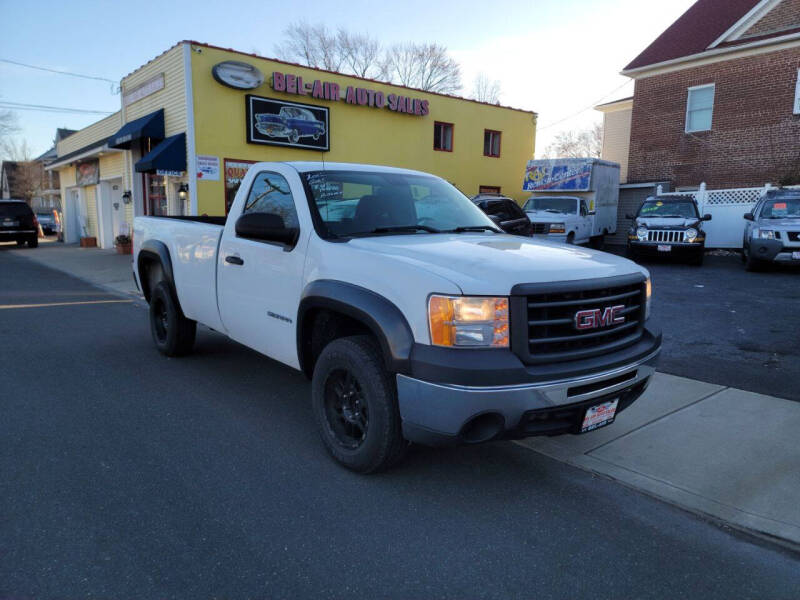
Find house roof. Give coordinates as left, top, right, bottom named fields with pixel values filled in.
left=624, top=0, right=762, bottom=71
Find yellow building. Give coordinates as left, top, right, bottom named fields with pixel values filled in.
left=49, top=41, right=537, bottom=247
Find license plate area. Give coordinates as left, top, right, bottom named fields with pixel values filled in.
left=792, top=251, right=800, bottom=260
left=580, top=399, right=619, bottom=433
left=657, top=245, right=671, bottom=252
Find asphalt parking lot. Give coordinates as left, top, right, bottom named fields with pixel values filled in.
left=611, top=248, right=800, bottom=401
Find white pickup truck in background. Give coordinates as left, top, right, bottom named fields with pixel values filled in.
left=133, top=162, right=660, bottom=473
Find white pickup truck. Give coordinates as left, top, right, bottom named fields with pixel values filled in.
left=133, top=162, right=661, bottom=473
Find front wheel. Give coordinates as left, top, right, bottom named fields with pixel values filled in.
left=312, top=335, right=407, bottom=473
left=744, top=252, right=765, bottom=272
left=149, top=281, right=196, bottom=356
left=28, top=235, right=38, bottom=248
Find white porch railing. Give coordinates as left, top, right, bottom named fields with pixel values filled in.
left=656, top=183, right=800, bottom=249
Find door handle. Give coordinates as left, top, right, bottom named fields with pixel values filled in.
left=225, top=255, right=244, bottom=266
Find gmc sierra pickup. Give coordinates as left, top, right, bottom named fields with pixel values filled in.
left=133, top=162, right=661, bottom=473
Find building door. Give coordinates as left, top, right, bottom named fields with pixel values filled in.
left=145, top=173, right=168, bottom=216
left=64, top=188, right=81, bottom=244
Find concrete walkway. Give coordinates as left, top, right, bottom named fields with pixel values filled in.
left=7, top=241, right=800, bottom=550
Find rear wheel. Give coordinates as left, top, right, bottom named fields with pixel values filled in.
left=690, top=250, right=704, bottom=266
left=312, top=335, right=407, bottom=473
left=289, top=129, right=300, bottom=143
left=149, top=281, right=196, bottom=356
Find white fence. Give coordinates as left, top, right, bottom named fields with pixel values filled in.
left=656, top=183, right=800, bottom=249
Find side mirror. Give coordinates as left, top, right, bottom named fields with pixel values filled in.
left=743, top=213, right=755, bottom=221
left=625, top=214, right=635, bottom=220
left=588, top=211, right=596, bottom=216
left=702, top=214, right=712, bottom=221
left=235, top=212, right=299, bottom=247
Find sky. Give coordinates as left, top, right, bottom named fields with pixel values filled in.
left=0, top=0, right=697, bottom=159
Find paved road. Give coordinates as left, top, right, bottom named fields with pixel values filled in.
left=2, top=250, right=799, bottom=599
left=613, top=250, right=800, bottom=401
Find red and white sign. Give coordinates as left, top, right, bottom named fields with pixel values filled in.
left=581, top=399, right=619, bottom=433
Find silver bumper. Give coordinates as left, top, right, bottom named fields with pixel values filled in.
left=397, top=348, right=659, bottom=445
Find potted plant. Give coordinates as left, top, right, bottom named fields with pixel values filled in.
left=80, top=236, right=97, bottom=248
left=114, top=234, right=132, bottom=255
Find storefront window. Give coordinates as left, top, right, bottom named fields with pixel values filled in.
left=145, top=173, right=168, bottom=216
left=224, top=159, right=256, bottom=214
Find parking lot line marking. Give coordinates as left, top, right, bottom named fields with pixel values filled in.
left=0, top=299, right=133, bottom=310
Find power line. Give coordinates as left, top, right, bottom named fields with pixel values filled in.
left=537, top=79, right=634, bottom=132
left=0, top=101, right=115, bottom=115
left=0, top=58, right=118, bottom=84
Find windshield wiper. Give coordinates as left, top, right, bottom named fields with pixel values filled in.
left=543, top=209, right=565, bottom=213
left=366, top=225, right=442, bottom=234
left=443, top=225, right=502, bottom=233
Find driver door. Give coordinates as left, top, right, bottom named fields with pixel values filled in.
left=217, top=168, right=309, bottom=369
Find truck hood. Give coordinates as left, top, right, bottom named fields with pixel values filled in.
left=635, top=217, right=700, bottom=228
left=347, top=234, right=646, bottom=295
left=525, top=210, right=577, bottom=223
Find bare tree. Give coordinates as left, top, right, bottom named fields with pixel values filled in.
left=544, top=122, right=604, bottom=158
left=274, top=21, right=345, bottom=72
left=273, top=23, right=462, bottom=94
left=384, top=43, right=461, bottom=94
left=0, top=109, right=20, bottom=160
left=471, top=73, right=501, bottom=104
left=337, top=29, right=384, bottom=79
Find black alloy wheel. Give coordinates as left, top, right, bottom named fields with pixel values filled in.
left=324, top=369, right=369, bottom=450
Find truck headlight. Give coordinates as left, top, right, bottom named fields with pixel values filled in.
left=753, top=228, right=775, bottom=240
left=429, top=295, right=509, bottom=348
left=645, top=278, right=652, bottom=320
left=685, top=228, right=698, bottom=242
left=636, top=226, right=648, bottom=241
left=548, top=223, right=566, bottom=234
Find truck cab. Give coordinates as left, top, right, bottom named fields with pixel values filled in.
left=523, top=195, right=592, bottom=244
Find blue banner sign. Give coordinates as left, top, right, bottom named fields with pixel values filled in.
left=523, top=159, right=594, bottom=192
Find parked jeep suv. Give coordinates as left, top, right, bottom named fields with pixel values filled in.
left=742, top=189, right=800, bottom=271
left=626, top=195, right=710, bottom=265
left=0, top=201, right=39, bottom=247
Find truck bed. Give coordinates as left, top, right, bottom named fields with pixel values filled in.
left=133, top=215, right=227, bottom=332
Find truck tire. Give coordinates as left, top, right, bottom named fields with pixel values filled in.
left=566, top=232, right=575, bottom=245
left=149, top=281, right=196, bottom=356
left=744, top=252, right=764, bottom=272
left=312, top=335, right=407, bottom=473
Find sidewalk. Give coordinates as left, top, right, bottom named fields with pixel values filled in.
left=9, top=242, right=800, bottom=550
left=8, top=241, right=141, bottom=299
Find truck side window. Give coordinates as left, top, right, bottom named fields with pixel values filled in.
left=580, top=201, right=588, bottom=217
left=486, top=201, right=513, bottom=221
left=243, top=172, right=299, bottom=229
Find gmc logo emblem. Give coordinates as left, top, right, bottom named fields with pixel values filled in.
left=575, top=305, right=626, bottom=330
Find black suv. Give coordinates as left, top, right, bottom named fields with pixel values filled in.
left=626, top=195, right=710, bottom=265
left=0, top=201, right=39, bottom=248
left=470, top=194, right=533, bottom=236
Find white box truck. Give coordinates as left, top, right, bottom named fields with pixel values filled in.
left=522, top=158, right=620, bottom=247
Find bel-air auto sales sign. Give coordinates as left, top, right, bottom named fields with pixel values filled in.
left=246, top=95, right=330, bottom=151
left=523, top=159, right=594, bottom=192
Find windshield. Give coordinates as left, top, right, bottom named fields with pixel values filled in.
left=759, top=197, right=800, bottom=218
left=303, top=170, right=499, bottom=237
left=638, top=199, right=698, bottom=218
left=523, top=197, right=577, bottom=214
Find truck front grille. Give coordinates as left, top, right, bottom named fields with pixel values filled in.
left=531, top=223, right=549, bottom=234
left=512, top=278, right=646, bottom=364
left=647, top=230, right=685, bottom=243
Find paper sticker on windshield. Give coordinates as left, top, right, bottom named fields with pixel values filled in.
left=774, top=202, right=787, bottom=211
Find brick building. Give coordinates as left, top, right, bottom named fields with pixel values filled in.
left=598, top=0, right=800, bottom=192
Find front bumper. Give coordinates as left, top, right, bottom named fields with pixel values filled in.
left=748, top=239, right=800, bottom=263
left=629, top=240, right=704, bottom=257
left=397, top=328, right=661, bottom=446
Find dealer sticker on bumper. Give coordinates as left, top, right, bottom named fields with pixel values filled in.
left=581, top=399, right=619, bottom=433
left=657, top=245, right=671, bottom=252
left=792, top=252, right=800, bottom=260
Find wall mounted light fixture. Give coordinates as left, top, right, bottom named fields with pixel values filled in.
left=122, top=191, right=132, bottom=205
left=178, top=183, right=189, bottom=201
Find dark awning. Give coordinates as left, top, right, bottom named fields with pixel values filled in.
left=108, top=109, right=164, bottom=149
left=134, top=133, right=186, bottom=174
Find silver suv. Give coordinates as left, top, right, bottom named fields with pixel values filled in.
left=742, top=189, right=800, bottom=271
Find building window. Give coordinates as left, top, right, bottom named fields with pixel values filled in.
left=145, top=173, right=167, bottom=216
left=794, top=68, right=800, bottom=115
left=479, top=185, right=501, bottom=194
left=484, top=130, right=501, bottom=157
left=686, top=84, right=715, bottom=132
left=433, top=122, right=454, bottom=152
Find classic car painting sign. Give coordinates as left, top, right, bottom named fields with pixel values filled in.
left=523, top=159, right=594, bottom=192
left=246, top=95, right=330, bottom=151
